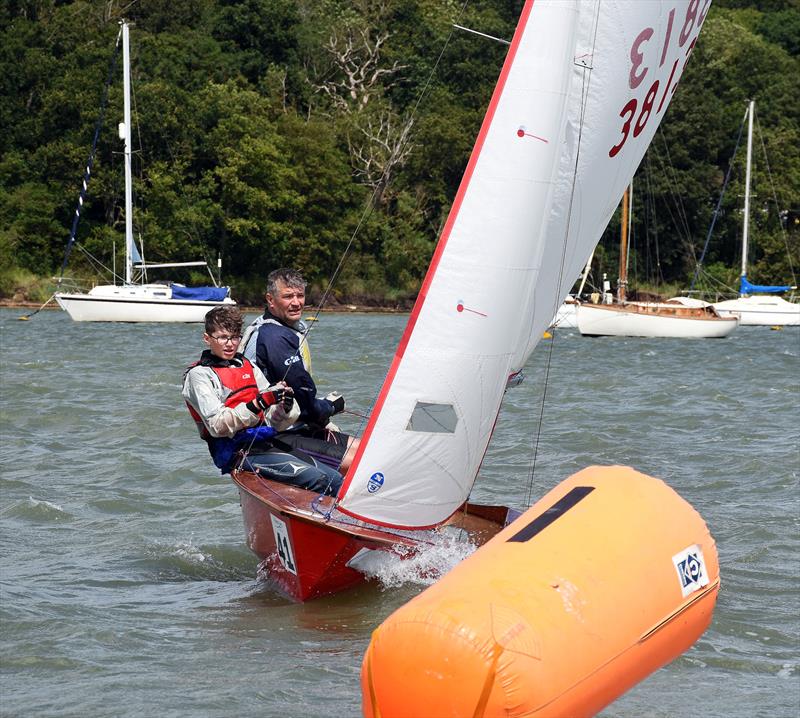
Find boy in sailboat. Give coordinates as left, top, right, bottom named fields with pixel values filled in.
left=183, top=306, right=343, bottom=495
left=240, top=268, right=359, bottom=475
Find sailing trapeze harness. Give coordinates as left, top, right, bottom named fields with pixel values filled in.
left=185, top=353, right=276, bottom=472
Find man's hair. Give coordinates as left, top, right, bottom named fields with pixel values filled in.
left=204, top=305, right=243, bottom=336
left=267, top=267, right=306, bottom=296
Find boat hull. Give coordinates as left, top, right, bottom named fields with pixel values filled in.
left=576, top=302, right=738, bottom=338
left=54, top=291, right=235, bottom=322
left=231, top=469, right=512, bottom=602
left=712, top=295, right=800, bottom=326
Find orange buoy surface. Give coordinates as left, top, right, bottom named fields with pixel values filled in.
left=362, top=465, right=719, bottom=718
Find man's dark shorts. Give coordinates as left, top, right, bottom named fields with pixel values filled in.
left=273, top=427, right=351, bottom=471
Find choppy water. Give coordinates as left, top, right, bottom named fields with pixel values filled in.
left=1, top=308, right=798, bottom=717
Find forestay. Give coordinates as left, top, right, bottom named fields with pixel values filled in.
left=338, top=0, right=711, bottom=528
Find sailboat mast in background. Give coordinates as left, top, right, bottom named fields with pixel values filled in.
left=740, top=100, right=754, bottom=284
left=617, top=186, right=630, bottom=303
left=53, top=19, right=235, bottom=322
left=121, top=20, right=134, bottom=285
left=711, top=100, right=800, bottom=325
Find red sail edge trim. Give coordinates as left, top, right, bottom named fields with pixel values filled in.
left=337, top=0, right=537, bottom=515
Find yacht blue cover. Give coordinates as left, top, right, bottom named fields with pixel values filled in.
left=172, top=285, right=229, bottom=301
left=739, top=276, right=792, bottom=295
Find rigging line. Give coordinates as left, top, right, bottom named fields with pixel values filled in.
left=696, top=266, right=736, bottom=294
left=75, top=243, right=124, bottom=281
left=657, top=131, right=694, bottom=243
left=526, top=1, right=601, bottom=508
left=755, top=113, right=797, bottom=285
left=129, top=51, right=148, bottom=283
left=647, top=164, right=665, bottom=286
left=644, top=153, right=658, bottom=284
left=649, top=146, right=694, bottom=260
left=689, top=106, right=748, bottom=293
left=277, top=0, right=476, bottom=438
left=245, top=1, right=477, bottom=494
left=651, top=135, right=691, bottom=249
left=452, top=24, right=510, bottom=45
left=146, top=80, right=218, bottom=273
left=117, top=1, right=142, bottom=16
left=57, top=25, right=123, bottom=285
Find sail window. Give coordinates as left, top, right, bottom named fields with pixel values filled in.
left=406, top=402, right=458, bottom=433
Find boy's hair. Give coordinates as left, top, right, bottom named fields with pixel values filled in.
left=266, top=267, right=306, bottom=296
left=204, top=305, right=243, bottom=336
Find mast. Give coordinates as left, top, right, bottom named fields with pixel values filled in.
left=617, top=187, right=629, bottom=302
left=576, top=251, right=594, bottom=298
left=120, top=20, right=134, bottom=285
left=740, top=100, right=754, bottom=287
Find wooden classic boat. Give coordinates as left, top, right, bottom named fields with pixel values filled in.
left=577, top=298, right=738, bottom=338
left=576, top=188, right=738, bottom=338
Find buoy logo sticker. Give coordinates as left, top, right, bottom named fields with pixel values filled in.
left=367, top=472, right=385, bottom=494
left=672, top=544, right=709, bottom=597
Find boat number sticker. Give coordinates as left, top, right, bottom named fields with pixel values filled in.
left=367, top=472, right=385, bottom=494
left=672, top=544, right=709, bottom=597
left=270, top=515, right=297, bottom=575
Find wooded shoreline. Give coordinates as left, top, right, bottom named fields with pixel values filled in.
left=2, top=2, right=798, bottom=304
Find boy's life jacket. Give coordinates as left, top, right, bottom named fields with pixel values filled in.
left=185, top=352, right=276, bottom=472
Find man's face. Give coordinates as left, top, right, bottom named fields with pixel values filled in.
left=267, top=279, right=305, bottom=324
left=203, top=327, right=240, bottom=361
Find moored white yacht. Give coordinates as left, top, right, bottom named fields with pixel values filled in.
left=54, top=20, right=234, bottom=323
left=710, top=102, right=798, bottom=327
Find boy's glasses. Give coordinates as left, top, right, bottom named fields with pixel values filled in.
left=210, top=334, right=241, bottom=345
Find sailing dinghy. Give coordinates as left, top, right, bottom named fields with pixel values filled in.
left=232, top=0, right=712, bottom=601
left=54, top=20, right=235, bottom=323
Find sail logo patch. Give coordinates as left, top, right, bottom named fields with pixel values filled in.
left=283, top=355, right=301, bottom=367
left=672, top=544, right=709, bottom=597
left=367, top=472, right=385, bottom=494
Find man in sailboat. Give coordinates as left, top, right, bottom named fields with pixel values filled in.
left=240, top=268, right=359, bottom=475
left=183, top=305, right=343, bottom=494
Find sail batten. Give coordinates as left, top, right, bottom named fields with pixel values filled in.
left=340, top=0, right=709, bottom=529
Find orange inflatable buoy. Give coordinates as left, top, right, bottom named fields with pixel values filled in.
left=362, top=466, right=719, bottom=718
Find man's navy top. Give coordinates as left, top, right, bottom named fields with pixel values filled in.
left=251, top=311, right=336, bottom=427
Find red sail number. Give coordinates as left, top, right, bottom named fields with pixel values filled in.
left=609, top=1, right=708, bottom=158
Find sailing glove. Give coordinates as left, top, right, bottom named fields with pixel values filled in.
left=248, top=387, right=292, bottom=414
left=325, top=392, right=345, bottom=415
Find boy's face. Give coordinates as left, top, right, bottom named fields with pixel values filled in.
left=203, top=325, right=241, bottom=361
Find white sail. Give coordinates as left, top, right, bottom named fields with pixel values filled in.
left=339, top=0, right=711, bottom=528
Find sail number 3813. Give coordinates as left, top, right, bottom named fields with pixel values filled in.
left=609, top=0, right=711, bottom=158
